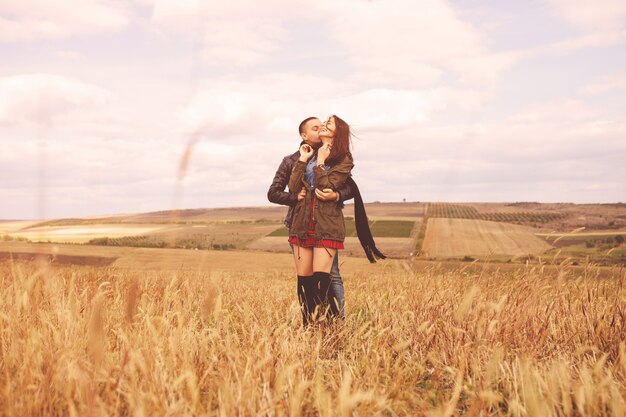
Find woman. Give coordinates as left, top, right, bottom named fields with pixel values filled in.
left=288, top=115, right=354, bottom=326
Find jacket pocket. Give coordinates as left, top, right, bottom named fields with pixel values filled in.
left=318, top=201, right=344, bottom=239
left=290, top=198, right=308, bottom=236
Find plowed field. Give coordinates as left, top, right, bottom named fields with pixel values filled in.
left=422, top=218, right=552, bottom=258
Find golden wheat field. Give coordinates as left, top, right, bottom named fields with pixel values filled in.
left=1, top=257, right=626, bottom=416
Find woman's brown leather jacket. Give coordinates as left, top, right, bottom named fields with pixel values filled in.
left=288, top=154, right=354, bottom=241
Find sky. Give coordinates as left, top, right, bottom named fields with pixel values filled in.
left=1, top=0, right=626, bottom=219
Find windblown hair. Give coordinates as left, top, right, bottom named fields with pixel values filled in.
left=298, top=117, right=318, bottom=135
left=326, top=115, right=352, bottom=166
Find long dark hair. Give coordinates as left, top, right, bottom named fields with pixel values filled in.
left=327, top=115, right=352, bottom=166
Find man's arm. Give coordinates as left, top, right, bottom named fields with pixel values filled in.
left=315, top=180, right=354, bottom=204
left=335, top=179, right=354, bottom=203
left=267, top=156, right=298, bottom=207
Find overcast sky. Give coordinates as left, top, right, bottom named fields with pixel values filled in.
left=1, top=0, right=626, bottom=219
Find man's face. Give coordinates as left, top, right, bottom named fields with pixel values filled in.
left=301, top=118, right=322, bottom=147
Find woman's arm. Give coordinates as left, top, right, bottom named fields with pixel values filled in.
left=288, top=160, right=307, bottom=192
left=314, top=153, right=354, bottom=191
left=288, top=144, right=314, bottom=191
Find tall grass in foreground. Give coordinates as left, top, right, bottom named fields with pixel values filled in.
left=1, top=260, right=625, bottom=416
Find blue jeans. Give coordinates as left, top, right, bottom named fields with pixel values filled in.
left=290, top=244, right=345, bottom=319
left=328, top=252, right=345, bottom=319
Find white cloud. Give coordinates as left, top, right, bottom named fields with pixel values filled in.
left=2, top=94, right=625, bottom=218
left=0, top=0, right=130, bottom=41
left=52, top=50, right=84, bottom=61
left=201, top=19, right=287, bottom=67
left=536, top=30, right=626, bottom=55
left=312, top=0, right=518, bottom=87
left=178, top=98, right=626, bottom=206
left=323, top=87, right=488, bottom=131
left=178, top=89, right=278, bottom=138
left=349, top=97, right=625, bottom=165
left=0, top=73, right=113, bottom=126
left=508, top=99, right=600, bottom=124
left=326, top=89, right=433, bottom=130
left=3, top=0, right=626, bottom=217
left=535, top=0, right=626, bottom=54
left=150, top=0, right=297, bottom=67
left=147, top=0, right=517, bottom=85
left=580, top=71, right=626, bottom=95
left=545, top=0, right=626, bottom=32
left=151, top=0, right=298, bottom=24
left=346, top=102, right=626, bottom=203
left=177, top=81, right=490, bottom=139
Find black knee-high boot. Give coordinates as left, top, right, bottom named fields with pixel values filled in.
left=314, top=271, right=332, bottom=322
left=297, top=275, right=318, bottom=326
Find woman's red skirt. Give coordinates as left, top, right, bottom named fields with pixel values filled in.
left=288, top=196, right=344, bottom=249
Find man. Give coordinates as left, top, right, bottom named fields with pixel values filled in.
left=267, top=116, right=354, bottom=321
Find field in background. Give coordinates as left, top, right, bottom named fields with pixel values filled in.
left=426, top=202, right=566, bottom=226
left=2, top=202, right=625, bottom=264
left=0, top=203, right=426, bottom=259
left=1, top=255, right=625, bottom=415
left=6, top=224, right=167, bottom=243
left=0, top=241, right=368, bottom=272
left=2, top=221, right=283, bottom=250
left=434, top=202, right=626, bottom=231
left=415, top=203, right=626, bottom=264
left=421, top=218, right=552, bottom=258
left=246, top=236, right=416, bottom=258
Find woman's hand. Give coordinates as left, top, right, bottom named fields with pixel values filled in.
left=297, top=187, right=306, bottom=201
left=317, top=142, right=332, bottom=165
left=299, top=144, right=314, bottom=162
left=315, top=188, right=338, bottom=201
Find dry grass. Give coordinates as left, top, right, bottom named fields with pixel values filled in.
left=423, top=218, right=552, bottom=258
left=0, top=241, right=370, bottom=272
left=1, top=257, right=625, bottom=416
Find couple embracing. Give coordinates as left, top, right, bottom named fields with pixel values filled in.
left=267, top=115, right=384, bottom=327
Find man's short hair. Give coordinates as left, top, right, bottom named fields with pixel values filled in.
left=298, top=116, right=318, bottom=135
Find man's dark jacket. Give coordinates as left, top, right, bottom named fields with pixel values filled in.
left=267, top=149, right=354, bottom=229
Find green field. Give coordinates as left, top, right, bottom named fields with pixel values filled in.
left=536, top=232, right=626, bottom=264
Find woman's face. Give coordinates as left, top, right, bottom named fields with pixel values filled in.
left=319, top=116, right=336, bottom=143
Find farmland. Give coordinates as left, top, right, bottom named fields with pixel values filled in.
left=1, top=251, right=625, bottom=416
left=451, top=202, right=626, bottom=231
left=1, top=202, right=625, bottom=264
left=426, top=203, right=565, bottom=225
left=6, top=224, right=167, bottom=243
left=416, top=203, right=626, bottom=263
left=421, top=218, right=552, bottom=259
left=0, top=204, right=425, bottom=260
